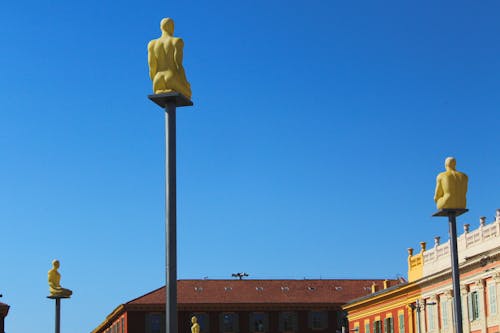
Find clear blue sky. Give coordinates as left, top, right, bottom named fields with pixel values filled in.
left=1, top=0, right=499, bottom=332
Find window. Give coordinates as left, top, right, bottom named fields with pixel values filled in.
left=427, top=306, right=436, bottom=330
left=488, top=283, right=497, bottom=315
left=221, top=313, right=238, bottom=333
left=398, top=314, right=404, bottom=333
left=468, top=291, right=480, bottom=321
left=365, top=322, right=370, bottom=333
left=384, top=317, right=393, bottom=333
left=279, top=312, right=298, bottom=333
left=309, top=311, right=327, bottom=330
left=373, top=320, right=382, bottom=333
left=121, top=318, right=125, bottom=333
left=440, top=298, right=449, bottom=329
left=250, top=313, right=268, bottom=333
left=148, top=313, right=162, bottom=333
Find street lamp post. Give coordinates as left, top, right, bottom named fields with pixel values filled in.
left=410, top=300, right=436, bottom=333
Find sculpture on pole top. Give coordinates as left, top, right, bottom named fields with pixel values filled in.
left=191, top=316, right=200, bottom=333
left=148, top=18, right=192, bottom=99
left=48, top=260, right=72, bottom=298
left=434, top=157, right=468, bottom=210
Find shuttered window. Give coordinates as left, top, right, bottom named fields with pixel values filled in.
left=398, top=314, right=404, bottom=333
left=220, top=313, right=239, bottom=333
left=488, top=283, right=497, bottom=315
left=384, top=317, right=393, bottom=333
left=468, top=291, right=480, bottom=321
left=249, top=313, right=268, bottom=333
left=308, top=311, right=327, bottom=330
left=279, top=312, right=298, bottom=332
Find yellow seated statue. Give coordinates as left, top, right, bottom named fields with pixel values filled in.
left=48, top=260, right=72, bottom=298
left=434, top=157, right=468, bottom=210
left=148, top=18, right=192, bottom=99
left=191, top=316, right=200, bottom=333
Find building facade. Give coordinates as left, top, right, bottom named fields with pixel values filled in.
left=92, top=279, right=399, bottom=333
left=344, top=210, right=500, bottom=333
left=343, top=281, right=420, bottom=333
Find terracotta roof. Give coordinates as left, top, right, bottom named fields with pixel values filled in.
left=127, top=279, right=396, bottom=305
left=344, top=281, right=413, bottom=307
left=92, top=279, right=399, bottom=333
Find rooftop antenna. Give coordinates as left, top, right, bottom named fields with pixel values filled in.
left=231, top=272, right=249, bottom=280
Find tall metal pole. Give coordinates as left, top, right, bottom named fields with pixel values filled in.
left=149, top=92, right=193, bottom=333
left=165, top=101, right=177, bottom=333
left=448, top=212, right=463, bottom=333
left=433, top=208, right=467, bottom=333
left=55, top=298, right=61, bottom=333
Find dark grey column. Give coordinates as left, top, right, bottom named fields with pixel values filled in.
left=55, top=298, right=61, bottom=333
left=149, top=92, right=193, bottom=333
left=433, top=208, right=467, bottom=333
left=448, top=213, right=463, bottom=333
left=47, top=296, right=69, bottom=333
left=165, top=100, right=177, bottom=333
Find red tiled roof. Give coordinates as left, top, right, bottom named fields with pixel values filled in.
left=127, top=279, right=396, bottom=305
left=91, top=279, right=399, bottom=333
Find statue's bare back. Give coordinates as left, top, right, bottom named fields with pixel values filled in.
left=148, top=18, right=191, bottom=99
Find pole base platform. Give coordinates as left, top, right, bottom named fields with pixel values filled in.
left=47, top=295, right=71, bottom=300
left=148, top=92, right=193, bottom=108
left=432, top=208, right=468, bottom=217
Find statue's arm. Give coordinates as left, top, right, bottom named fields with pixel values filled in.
left=434, top=176, right=443, bottom=202
left=173, top=39, right=183, bottom=68
left=147, top=41, right=157, bottom=80
left=173, top=39, right=189, bottom=82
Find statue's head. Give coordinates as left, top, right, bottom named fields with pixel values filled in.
left=445, top=157, right=456, bottom=171
left=160, top=18, right=174, bottom=36
left=52, top=259, right=60, bottom=269
left=191, top=316, right=198, bottom=324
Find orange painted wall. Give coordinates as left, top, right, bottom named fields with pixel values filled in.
left=487, top=325, right=499, bottom=333
left=349, top=304, right=411, bottom=333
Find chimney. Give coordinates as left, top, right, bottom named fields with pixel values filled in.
left=420, top=242, right=426, bottom=252
left=383, top=279, right=389, bottom=289
left=371, top=282, right=378, bottom=293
